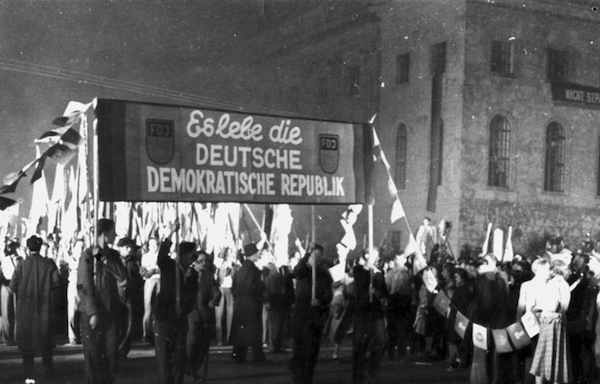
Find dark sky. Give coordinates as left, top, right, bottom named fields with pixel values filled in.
left=0, top=0, right=288, bottom=215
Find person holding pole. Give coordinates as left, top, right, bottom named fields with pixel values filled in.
left=77, top=219, right=128, bottom=384
left=352, top=248, right=388, bottom=384
left=289, top=240, right=333, bottom=384
left=153, top=224, right=198, bottom=384
left=230, top=243, right=268, bottom=364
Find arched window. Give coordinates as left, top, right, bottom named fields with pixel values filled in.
left=544, top=122, right=566, bottom=192
left=395, top=124, right=407, bottom=190
left=488, top=115, right=511, bottom=188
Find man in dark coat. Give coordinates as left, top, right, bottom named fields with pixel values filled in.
left=77, top=219, right=128, bottom=384
left=186, top=250, right=221, bottom=381
left=116, top=236, right=144, bottom=359
left=288, top=242, right=333, bottom=384
left=153, top=236, right=198, bottom=384
left=230, top=243, right=267, bottom=364
left=352, top=249, right=388, bottom=384
left=468, top=254, right=511, bottom=384
left=263, top=249, right=295, bottom=353
left=9, top=235, right=60, bottom=381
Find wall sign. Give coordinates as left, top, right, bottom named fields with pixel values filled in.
left=552, top=82, right=600, bottom=109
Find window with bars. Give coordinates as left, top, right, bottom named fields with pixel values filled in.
left=395, top=124, right=407, bottom=190
left=395, top=53, right=410, bottom=85
left=348, top=66, right=360, bottom=96
left=488, top=115, right=511, bottom=188
left=431, top=42, right=447, bottom=76
left=491, top=40, right=514, bottom=76
left=544, top=122, right=566, bottom=192
left=547, top=48, right=569, bottom=82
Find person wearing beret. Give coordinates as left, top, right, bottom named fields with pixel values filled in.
left=9, top=235, right=60, bottom=381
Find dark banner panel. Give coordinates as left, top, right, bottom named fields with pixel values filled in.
left=95, top=99, right=372, bottom=204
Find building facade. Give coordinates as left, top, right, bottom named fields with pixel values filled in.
left=249, top=0, right=600, bottom=258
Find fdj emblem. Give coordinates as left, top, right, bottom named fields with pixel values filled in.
left=146, top=119, right=175, bottom=165
left=319, top=134, right=339, bottom=174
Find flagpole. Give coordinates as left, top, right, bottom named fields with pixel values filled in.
left=311, top=205, right=316, bottom=301
left=175, top=202, right=181, bottom=319
left=368, top=203, right=374, bottom=302
left=242, top=203, right=274, bottom=251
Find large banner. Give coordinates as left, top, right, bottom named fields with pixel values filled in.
left=95, top=99, right=372, bottom=204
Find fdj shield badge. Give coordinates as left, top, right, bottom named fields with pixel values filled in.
left=146, top=119, right=175, bottom=165
left=319, top=134, right=339, bottom=174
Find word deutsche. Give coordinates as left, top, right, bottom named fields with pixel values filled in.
left=196, top=144, right=302, bottom=170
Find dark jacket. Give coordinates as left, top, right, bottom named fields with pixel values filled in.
left=154, top=239, right=197, bottom=322
left=77, top=246, right=128, bottom=321
left=10, top=253, right=60, bottom=353
left=230, top=259, right=266, bottom=346
left=353, top=265, right=388, bottom=320
left=292, top=253, right=333, bottom=323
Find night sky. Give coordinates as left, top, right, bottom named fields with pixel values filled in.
left=0, top=0, right=288, bottom=217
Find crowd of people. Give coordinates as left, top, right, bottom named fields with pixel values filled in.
left=2, top=217, right=600, bottom=384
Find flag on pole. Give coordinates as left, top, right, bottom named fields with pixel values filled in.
left=405, top=233, right=428, bottom=274
left=481, top=223, right=492, bottom=255
left=503, top=226, right=514, bottom=263
left=372, top=126, right=407, bottom=224
left=28, top=146, right=50, bottom=237
left=61, top=168, right=78, bottom=239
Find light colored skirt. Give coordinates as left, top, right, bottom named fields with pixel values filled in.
left=530, top=312, right=571, bottom=383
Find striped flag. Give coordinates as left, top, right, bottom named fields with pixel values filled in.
left=372, top=126, right=406, bottom=224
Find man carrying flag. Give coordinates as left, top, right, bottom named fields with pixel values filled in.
left=289, top=240, right=332, bottom=384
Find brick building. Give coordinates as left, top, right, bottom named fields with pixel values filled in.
left=244, top=0, right=600, bottom=258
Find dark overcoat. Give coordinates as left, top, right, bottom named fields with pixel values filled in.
left=9, top=253, right=60, bottom=354
left=229, top=259, right=265, bottom=346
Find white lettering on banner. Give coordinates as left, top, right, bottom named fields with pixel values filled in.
left=146, top=166, right=345, bottom=198
left=195, top=144, right=302, bottom=170
left=186, top=110, right=308, bottom=147
left=187, top=110, right=263, bottom=141
left=280, top=174, right=344, bottom=197
left=269, top=120, right=303, bottom=145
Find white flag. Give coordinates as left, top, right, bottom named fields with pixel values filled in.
left=481, top=223, right=492, bottom=255
left=503, top=226, right=514, bottom=263
left=391, top=198, right=405, bottom=223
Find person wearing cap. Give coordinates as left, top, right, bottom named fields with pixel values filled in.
left=116, top=236, right=144, bottom=359
left=0, top=237, right=22, bottom=345
left=186, top=250, right=221, bottom=381
left=77, top=219, right=128, bottom=384
left=288, top=241, right=333, bottom=384
left=9, top=235, right=60, bottom=381
left=153, top=231, right=198, bottom=384
left=230, top=242, right=268, bottom=364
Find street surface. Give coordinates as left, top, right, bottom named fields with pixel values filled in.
left=0, top=340, right=470, bottom=384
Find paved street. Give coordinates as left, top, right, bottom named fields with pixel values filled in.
left=0, top=340, right=470, bottom=384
